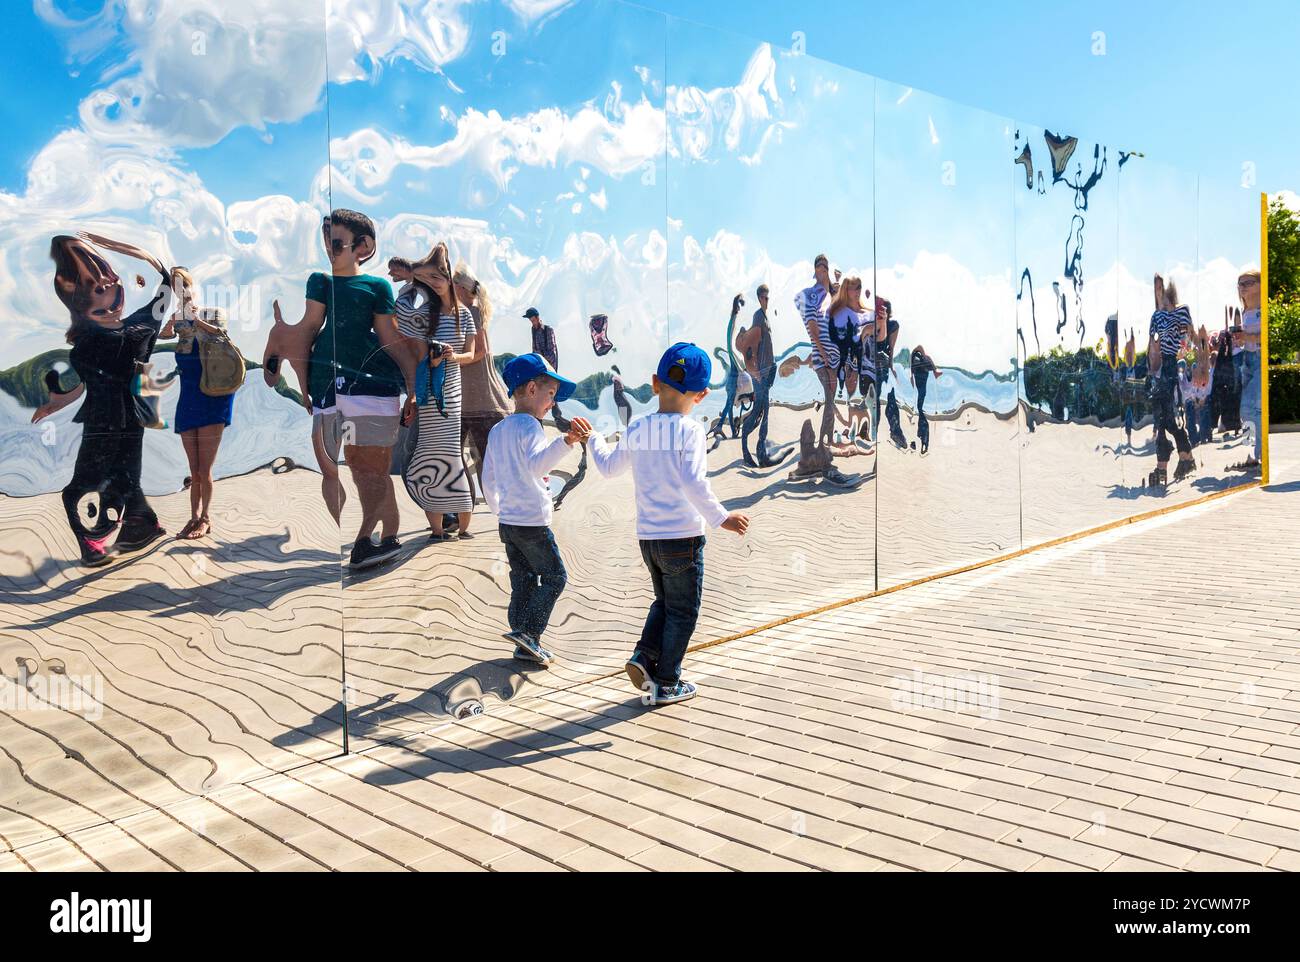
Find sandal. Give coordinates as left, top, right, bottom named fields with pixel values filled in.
left=183, top=517, right=211, bottom=540
left=178, top=518, right=203, bottom=539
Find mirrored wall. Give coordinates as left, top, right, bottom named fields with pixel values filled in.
left=0, top=3, right=343, bottom=850
left=0, top=0, right=1265, bottom=837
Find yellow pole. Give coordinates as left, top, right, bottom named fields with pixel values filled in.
left=1260, top=191, right=1270, bottom=486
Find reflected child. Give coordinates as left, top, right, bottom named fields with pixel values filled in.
left=481, top=354, right=591, bottom=665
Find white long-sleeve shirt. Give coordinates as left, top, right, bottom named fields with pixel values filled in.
left=587, top=412, right=730, bottom=540
left=481, top=413, right=575, bottom=526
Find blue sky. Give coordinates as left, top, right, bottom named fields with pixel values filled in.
left=7, top=1, right=1293, bottom=193
left=0, top=0, right=1275, bottom=379
left=638, top=0, right=1299, bottom=196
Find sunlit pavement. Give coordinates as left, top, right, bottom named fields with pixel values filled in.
left=3, top=435, right=1296, bottom=872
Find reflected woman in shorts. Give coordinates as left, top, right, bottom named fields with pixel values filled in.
left=1233, top=271, right=1263, bottom=472
left=33, top=233, right=174, bottom=566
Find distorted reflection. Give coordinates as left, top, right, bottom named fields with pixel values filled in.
left=0, top=0, right=1268, bottom=835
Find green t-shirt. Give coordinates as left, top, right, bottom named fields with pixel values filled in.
left=305, top=272, right=400, bottom=408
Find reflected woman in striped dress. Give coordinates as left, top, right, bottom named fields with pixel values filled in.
left=399, top=244, right=487, bottom=539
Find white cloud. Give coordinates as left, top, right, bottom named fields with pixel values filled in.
left=668, top=44, right=792, bottom=165
left=502, top=0, right=577, bottom=26
left=813, top=76, right=840, bottom=98
left=1274, top=190, right=1300, bottom=212
left=0, top=129, right=326, bottom=359
left=320, top=41, right=790, bottom=204
left=35, top=0, right=476, bottom=151
left=590, top=188, right=608, bottom=211
left=326, top=85, right=667, bottom=201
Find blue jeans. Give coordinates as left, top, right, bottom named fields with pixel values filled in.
left=1238, top=350, right=1262, bottom=460
left=499, top=524, right=567, bottom=641
left=637, top=537, right=705, bottom=686
left=740, top=378, right=771, bottom=458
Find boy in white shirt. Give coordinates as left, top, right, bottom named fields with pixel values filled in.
left=588, top=343, right=750, bottom=704
left=482, top=354, right=591, bottom=666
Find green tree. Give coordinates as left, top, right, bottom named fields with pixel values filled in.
left=1268, top=197, right=1300, bottom=303
left=1270, top=296, right=1300, bottom=364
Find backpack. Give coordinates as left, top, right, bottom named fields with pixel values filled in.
left=199, top=331, right=246, bottom=397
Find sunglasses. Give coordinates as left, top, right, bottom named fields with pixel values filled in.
left=329, top=238, right=361, bottom=255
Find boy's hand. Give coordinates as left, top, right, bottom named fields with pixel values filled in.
left=564, top=417, right=593, bottom=445
left=720, top=511, right=749, bottom=536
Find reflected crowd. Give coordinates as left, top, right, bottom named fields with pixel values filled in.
left=28, top=201, right=1266, bottom=705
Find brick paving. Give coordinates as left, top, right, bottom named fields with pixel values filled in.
left=2, top=437, right=1296, bottom=872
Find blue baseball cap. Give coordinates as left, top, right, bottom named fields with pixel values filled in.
left=656, top=342, right=711, bottom=394
left=503, top=353, right=576, bottom=402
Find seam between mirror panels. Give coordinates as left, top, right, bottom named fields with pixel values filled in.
left=1013, top=122, right=1024, bottom=554
left=872, top=77, right=879, bottom=596
left=320, top=1, right=349, bottom=756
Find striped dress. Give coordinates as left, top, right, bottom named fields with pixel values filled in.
left=397, top=288, right=476, bottom=513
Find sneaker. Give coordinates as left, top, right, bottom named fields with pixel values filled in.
left=373, top=536, right=401, bottom=564
left=115, top=522, right=166, bottom=554
left=349, top=536, right=401, bottom=570
left=654, top=680, right=698, bottom=705
left=78, top=534, right=115, bottom=568
left=511, top=633, right=554, bottom=666
left=624, top=652, right=654, bottom=694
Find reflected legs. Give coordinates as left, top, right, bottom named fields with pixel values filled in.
left=345, top=444, right=399, bottom=542
left=61, top=425, right=158, bottom=556
left=312, top=418, right=346, bottom=524
left=740, top=379, right=771, bottom=465
left=180, top=423, right=224, bottom=535
left=816, top=366, right=837, bottom=447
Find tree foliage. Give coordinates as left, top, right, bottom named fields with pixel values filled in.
left=1268, top=198, right=1300, bottom=304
